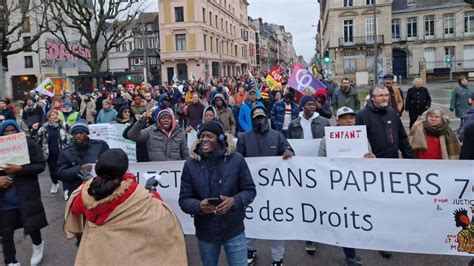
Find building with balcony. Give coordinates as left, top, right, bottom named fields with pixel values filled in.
left=317, top=0, right=393, bottom=84
left=392, top=0, right=474, bottom=78
left=158, top=0, right=251, bottom=82
left=317, top=0, right=474, bottom=84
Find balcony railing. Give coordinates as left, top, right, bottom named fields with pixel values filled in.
left=339, top=35, right=384, bottom=47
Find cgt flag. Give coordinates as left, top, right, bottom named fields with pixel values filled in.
left=288, top=63, right=326, bottom=94
left=34, top=78, right=55, bottom=97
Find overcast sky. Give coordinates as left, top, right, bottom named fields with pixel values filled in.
left=248, top=0, right=320, bottom=63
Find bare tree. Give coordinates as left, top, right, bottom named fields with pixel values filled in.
left=1, top=0, right=49, bottom=57
left=45, top=0, right=144, bottom=73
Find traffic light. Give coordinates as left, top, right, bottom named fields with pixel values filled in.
left=445, top=57, right=452, bottom=66
left=323, top=50, right=330, bottom=64
left=127, top=75, right=133, bottom=81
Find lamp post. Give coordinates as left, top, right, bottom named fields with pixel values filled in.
left=373, top=1, right=378, bottom=85
left=0, top=5, right=5, bottom=100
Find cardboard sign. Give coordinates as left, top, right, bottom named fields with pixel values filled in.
left=324, top=126, right=369, bottom=158
left=0, top=132, right=30, bottom=166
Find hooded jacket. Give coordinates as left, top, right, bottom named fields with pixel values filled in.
left=238, top=100, right=265, bottom=132
left=356, top=99, right=414, bottom=159
left=151, top=93, right=172, bottom=121
left=127, top=109, right=189, bottom=162
left=0, top=121, right=48, bottom=234
left=202, top=105, right=218, bottom=124
left=288, top=111, right=330, bottom=139
left=212, top=94, right=236, bottom=135
left=179, top=134, right=256, bottom=242
left=313, top=89, right=333, bottom=119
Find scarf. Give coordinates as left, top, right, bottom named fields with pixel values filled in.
left=409, top=117, right=460, bottom=160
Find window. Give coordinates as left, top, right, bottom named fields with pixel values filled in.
left=424, top=16, right=435, bottom=37
left=343, top=20, right=354, bottom=43
left=129, top=42, right=133, bottom=50
left=24, top=56, right=33, bottom=68
left=216, top=38, right=219, bottom=53
left=204, top=34, right=207, bottom=51
left=366, top=0, right=375, bottom=4
left=366, top=18, right=377, bottom=42
left=407, top=17, right=417, bottom=38
left=175, top=34, right=186, bottom=51
left=407, top=0, right=416, bottom=5
left=392, top=19, right=400, bottom=39
left=444, top=14, right=454, bottom=36
left=146, top=23, right=153, bottom=31
left=215, top=15, right=218, bottom=28
left=235, top=45, right=238, bottom=56
left=465, top=12, right=474, bottom=34
left=116, top=45, right=121, bottom=52
left=23, top=37, right=32, bottom=52
left=210, top=36, right=213, bottom=52
left=209, top=12, right=212, bottom=25
left=343, top=0, right=353, bottom=7
left=122, top=42, right=127, bottom=51
left=133, top=57, right=144, bottom=65
left=137, top=39, right=143, bottom=49
left=175, top=7, right=184, bottom=22
left=202, top=8, right=206, bottom=22
left=23, top=17, right=31, bottom=32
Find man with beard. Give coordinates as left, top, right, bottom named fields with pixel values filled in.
left=332, top=78, right=360, bottom=112
left=382, top=74, right=404, bottom=116
left=237, top=106, right=294, bottom=266
left=288, top=96, right=330, bottom=139
left=59, top=102, right=80, bottom=131
left=356, top=86, right=413, bottom=259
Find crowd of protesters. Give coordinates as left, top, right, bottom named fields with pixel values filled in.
left=0, top=71, right=473, bottom=266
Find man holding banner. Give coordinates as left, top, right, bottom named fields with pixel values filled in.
left=237, top=106, right=294, bottom=266
left=179, top=120, right=256, bottom=266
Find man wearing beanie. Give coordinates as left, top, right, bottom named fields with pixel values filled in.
left=59, top=101, right=80, bottom=130
left=57, top=119, right=109, bottom=200
left=270, top=92, right=298, bottom=137
left=288, top=95, right=330, bottom=139
left=237, top=106, right=294, bottom=266
left=180, top=120, right=256, bottom=266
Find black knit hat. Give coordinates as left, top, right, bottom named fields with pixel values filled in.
left=95, top=149, right=129, bottom=179
left=199, top=120, right=224, bottom=137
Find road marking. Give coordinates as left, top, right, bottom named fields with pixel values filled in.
left=431, top=102, right=450, bottom=108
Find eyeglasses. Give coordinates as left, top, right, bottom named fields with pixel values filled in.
left=123, top=110, right=130, bottom=113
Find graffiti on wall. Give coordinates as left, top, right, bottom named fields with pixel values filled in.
left=45, top=40, right=91, bottom=61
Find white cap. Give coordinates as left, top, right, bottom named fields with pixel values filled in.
left=336, top=107, right=356, bottom=119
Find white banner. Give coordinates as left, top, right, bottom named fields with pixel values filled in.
left=89, top=124, right=137, bottom=162
left=128, top=157, right=474, bottom=256
left=0, top=132, right=30, bottom=166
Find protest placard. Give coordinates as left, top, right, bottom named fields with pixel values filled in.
left=324, top=126, right=369, bottom=158
left=288, top=63, right=327, bottom=94
left=0, top=132, right=30, bottom=166
left=265, top=75, right=280, bottom=91
left=89, top=124, right=137, bottom=162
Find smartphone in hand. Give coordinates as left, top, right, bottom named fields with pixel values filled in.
left=208, top=197, right=223, bottom=206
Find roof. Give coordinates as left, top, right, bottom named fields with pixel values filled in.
left=392, top=1, right=468, bottom=13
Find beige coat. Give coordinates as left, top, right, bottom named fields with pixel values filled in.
left=64, top=179, right=188, bottom=266
left=79, top=99, right=96, bottom=123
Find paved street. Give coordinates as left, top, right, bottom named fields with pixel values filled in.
left=1, top=82, right=472, bottom=265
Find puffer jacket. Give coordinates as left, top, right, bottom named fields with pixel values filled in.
left=356, top=100, right=414, bottom=159
left=179, top=134, right=256, bottom=242
left=238, top=100, right=265, bottom=132
left=270, top=99, right=299, bottom=132
left=127, top=116, right=189, bottom=162
left=56, top=139, right=110, bottom=194
left=36, top=121, right=70, bottom=158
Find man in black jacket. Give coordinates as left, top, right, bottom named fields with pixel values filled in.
left=56, top=120, right=109, bottom=200
left=460, top=122, right=474, bottom=159
left=179, top=120, right=256, bottom=266
left=0, top=99, right=16, bottom=121
left=356, top=86, right=413, bottom=259
left=356, top=86, right=414, bottom=159
left=237, top=106, right=294, bottom=266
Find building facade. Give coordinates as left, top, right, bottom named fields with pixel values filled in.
left=158, top=0, right=252, bottom=82
left=318, top=0, right=474, bottom=84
